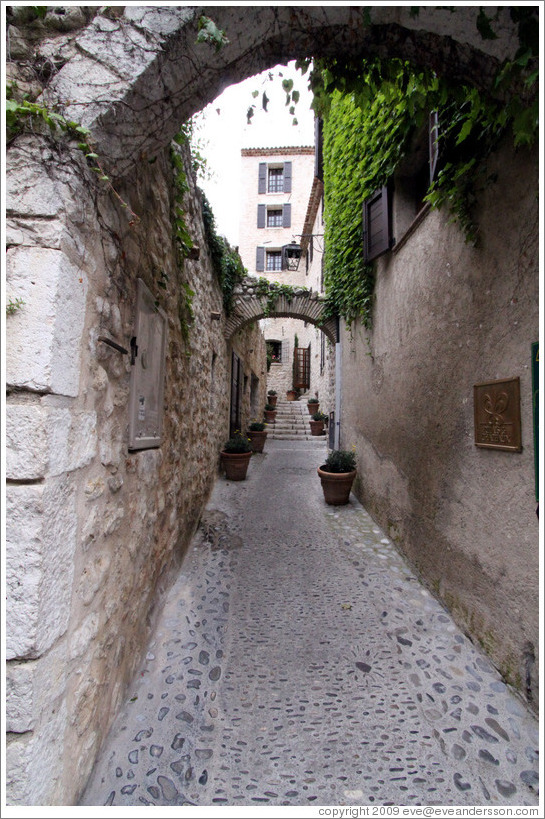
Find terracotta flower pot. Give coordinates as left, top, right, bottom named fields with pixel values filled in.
left=309, top=419, right=325, bottom=436
left=317, top=467, right=356, bottom=505
left=286, top=390, right=297, bottom=401
left=307, top=402, right=319, bottom=414
left=267, top=394, right=278, bottom=407
left=264, top=410, right=277, bottom=423
left=247, top=429, right=267, bottom=453
left=221, top=450, right=252, bottom=480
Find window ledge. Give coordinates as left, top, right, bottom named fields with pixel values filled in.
left=392, top=202, right=432, bottom=254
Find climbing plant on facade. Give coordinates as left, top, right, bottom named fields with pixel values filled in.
left=302, top=6, right=538, bottom=330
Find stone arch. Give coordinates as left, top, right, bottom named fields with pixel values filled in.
left=41, top=5, right=524, bottom=177
left=224, top=277, right=337, bottom=343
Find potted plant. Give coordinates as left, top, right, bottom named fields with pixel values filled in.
left=309, top=410, right=327, bottom=436
left=318, top=449, right=357, bottom=505
left=307, top=396, right=320, bottom=415
left=247, top=421, right=268, bottom=453
left=264, top=403, right=277, bottom=423
left=286, top=388, right=297, bottom=401
left=267, top=389, right=278, bottom=408
left=221, top=432, right=252, bottom=480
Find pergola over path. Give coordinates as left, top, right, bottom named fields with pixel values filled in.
left=224, top=277, right=337, bottom=343
left=41, top=5, right=524, bottom=177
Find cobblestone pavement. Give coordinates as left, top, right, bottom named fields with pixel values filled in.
left=80, top=440, right=540, bottom=810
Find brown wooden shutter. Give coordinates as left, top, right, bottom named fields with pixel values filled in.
left=293, top=346, right=310, bottom=390
left=282, top=203, right=291, bottom=228
left=363, top=186, right=391, bottom=262
left=283, top=161, right=292, bottom=193
left=230, top=351, right=242, bottom=436
left=429, top=110, right=439, bottom=183
left=257, top=204, right=266, bottom=228
left=314, top=117, right=323, bottom=181
left=258, top=162, right=267, bottom=194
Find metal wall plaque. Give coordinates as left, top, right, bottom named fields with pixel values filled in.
left=474, top=377, right=522, bottom=452
left=128, top=279, right=167, bottom=450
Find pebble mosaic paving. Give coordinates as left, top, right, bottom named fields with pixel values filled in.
left=81, top=441, right=540, bottom=809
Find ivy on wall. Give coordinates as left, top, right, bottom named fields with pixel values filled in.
left=309, top=6, right=538, bottom=329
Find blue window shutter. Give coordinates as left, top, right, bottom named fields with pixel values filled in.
left=258, top=163, right=267, bottom=194
left=283, top=161, right=292, bottom=193
left=282, top=203, right=291, bottom=228
left=256, top=246, right=265, bottom=272
left=257, top=204, right=266, bottom=228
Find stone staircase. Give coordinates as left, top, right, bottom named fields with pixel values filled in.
left=266, top=399, right=328, bottom=444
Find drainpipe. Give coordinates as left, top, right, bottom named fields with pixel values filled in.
left=335, top=317, right=341, bottom=450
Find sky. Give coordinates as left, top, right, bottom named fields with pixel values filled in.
left=191, top=61, right=316, bottom=247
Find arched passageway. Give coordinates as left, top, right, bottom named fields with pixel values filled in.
left=224, top=276, right=337, bottom=343
left=5, top=5, right=538, bottom=807
left=42, top=5, right=524, bottom=176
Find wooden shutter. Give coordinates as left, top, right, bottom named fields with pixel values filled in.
left=283, top=161, right=292, bottom=193
left=363, top=186, right=391, bottom=262
left=429, top=110, right=439, bottom=183
left=282, top=203, right=291, bottom=228
left=230, top=351, right=242, bottom=436
left=256, top=246, right=265, bottom=272
left=257, top=204, right=266, bottom=228
left=314, top=117, right=323, bottom=181
left=258, top=162, right=267, bottom=194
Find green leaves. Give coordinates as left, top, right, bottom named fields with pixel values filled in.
left=196, top=16, right=229, bottom=52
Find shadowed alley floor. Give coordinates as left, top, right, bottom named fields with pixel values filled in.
left=80, top=438, right=539, bottom=809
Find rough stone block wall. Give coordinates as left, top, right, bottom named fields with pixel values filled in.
left=5, top=130, right=265, bottom=805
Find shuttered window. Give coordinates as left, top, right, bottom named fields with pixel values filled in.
left=363, top=186, right=392, bottom=262
left=267, top=209, right=283, bottom=227
left=259, top=161, right=292, bottom=194
left=258, top=205, right=291, bottom=228
left=266, top=250, right=282, bottom=271
left=268, top=167, right=284, bottom=192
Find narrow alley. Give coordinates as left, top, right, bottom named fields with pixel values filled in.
left=80, top=423, right=539, bottom=809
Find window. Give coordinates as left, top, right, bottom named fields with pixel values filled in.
left=362, top=111, right=439, bottom=262
left=267, top=340, right=282, bottom=363
left=268, top=167, right=284, bottom=193
left=257, top=204, right=291, bottom=228
left=266, top=250, right=282, bottom=271
left=258, top=161, right=292, bottom=194
left=267, top=209, right=283, bottom=227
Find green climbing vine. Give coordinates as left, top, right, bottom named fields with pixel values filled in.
left=254, top=279, right=308, bottom=317
left=303, top=6, right=538, bottom=329
left=6, top=88, right=140, bottom=224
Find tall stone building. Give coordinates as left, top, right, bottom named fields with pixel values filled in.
left=238, top=144, right=334, bottom=417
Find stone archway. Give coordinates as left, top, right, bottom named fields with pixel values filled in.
left=224, top=277, right=337, bottom=343
left=40, top=5, right=524, bottom=177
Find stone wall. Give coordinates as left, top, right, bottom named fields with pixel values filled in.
left=339, top=138, right=539, bottom=709
left=5, top=130, right=266, bottom=805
